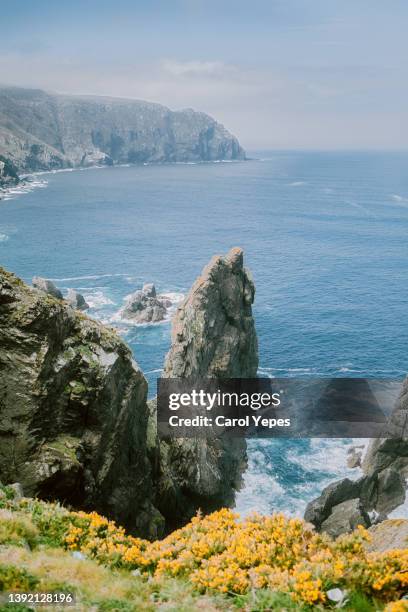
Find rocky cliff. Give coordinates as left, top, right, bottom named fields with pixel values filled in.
left=0, top=154, right=19, bottom=189
left=0, top=86, right=245, bottom=174
left=305, top=379, right=408, bottom=537
left=151, top=247, right=258, bottom=530
left=0, top=267, right=162, bottom=538
left=0, top=249, right=258, bottom=537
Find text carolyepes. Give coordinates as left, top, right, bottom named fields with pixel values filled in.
left=168, top=414, right=291, bottom=428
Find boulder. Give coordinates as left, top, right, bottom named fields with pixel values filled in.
left=375, top=466, right=406, bottom=515
left=32, top=276, right=63, bottom=300
left=366, top=519, right=408, bottom=552
left=66, top=289, right=89, bottom=311
left=307, top=375, right=408, bottom=533
left=121, top=284, right=169, bottom=323
left=304, top=478, right=361, bottom=529
left=347, top=446, right=363, bottom=469
left=320, top=498, right=370, bottom=538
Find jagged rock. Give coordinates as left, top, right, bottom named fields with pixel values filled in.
left=142, top=283, right=156, bottom=298
left=0, top=267, right=162, bottom=537
left=164, top=247, right=258, bottom=378
left=320, top=498, right=370, bottom=538
left=304, top=478, right=361, bottom=529
left=121, top=284, right=169, bottom=323
left=0, top=86, right=245, bottom=174
left=347, top=446, right=363, bottom=469
left=307, top=376, right=408, bottom=533
left=0, top=250, right=258, bottom=538
left=152, top=247, right=258, bottom=530
left=366, top=519, right=408, bottom=552
left=9, top=482, right=24, bottom=500
left=66, top=289, right=89, bottom=311
left=32, top=276, right=63, bottom=300
left=374, top=466, right=406, bottom=515
left=0, top=155, right=19, bottom=190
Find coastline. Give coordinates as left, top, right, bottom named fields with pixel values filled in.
left=0, top=157, right=248, bottom=203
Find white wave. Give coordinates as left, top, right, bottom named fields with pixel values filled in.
left=391, top=194, right=408, bottom=203
left=0, top=233, right=9, bottom=242
left=84, top=291, right=115, bottom=309
left=288, top=181, right=306, bottom=187
left=235, top=460, right=285, bottom=516
left=49, top=273, right=127, bottom=282
left=0, top=177, right=48, bottom=202
left=287, top=439, right=363, bottom=477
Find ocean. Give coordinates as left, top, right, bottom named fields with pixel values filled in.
left=2, top=150, right=408, bottom=517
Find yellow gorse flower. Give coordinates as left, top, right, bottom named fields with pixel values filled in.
left=63, top=507, right=408, bottom=606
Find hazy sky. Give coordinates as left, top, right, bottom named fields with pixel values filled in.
left=1, top=0, right=408, bottom=150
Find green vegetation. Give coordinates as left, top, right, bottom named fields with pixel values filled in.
left=0, top=485, right=406, bottom=611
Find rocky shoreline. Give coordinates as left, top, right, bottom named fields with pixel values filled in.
left=0, top=246, right=407, bottom=548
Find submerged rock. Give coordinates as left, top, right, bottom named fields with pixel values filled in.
left=152, top=247, right=258, bottom=530
left=121, top=284, right=171, bottom=323
left=32, top=276, right=63, bottom=300
left=66, top=288, right=89, bottom=311
left=0, top=267, right=160, bottom=537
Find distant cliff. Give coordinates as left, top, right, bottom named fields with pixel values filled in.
left=0, top=86, right=245, bottom=174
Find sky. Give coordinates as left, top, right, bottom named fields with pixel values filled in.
left=1, top=0, right=408, bottom=150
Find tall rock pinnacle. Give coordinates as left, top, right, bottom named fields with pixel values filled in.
left=164, top=247, right=258, bottom=378
left=155, top=248, right=258, bottom=530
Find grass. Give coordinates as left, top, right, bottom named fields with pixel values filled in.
left=0, top=485, right=406, bottom=611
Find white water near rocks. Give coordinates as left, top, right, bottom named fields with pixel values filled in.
left=2, top=152, right=408, bottom=517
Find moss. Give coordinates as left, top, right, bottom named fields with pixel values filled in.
left=68, top=380, right=88, bottom=395
left=42, top=436, right=80, bottom=464
left=0, top=564, right=39, bottom=591
left=0, top=513, right=39, bottom=549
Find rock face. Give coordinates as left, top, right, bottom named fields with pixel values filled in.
left=0, top=155, right=19, bottom=191
left=152, top=248, right=258, bottom=530
left=0, top=86, right=245, bottom=174
left=366, top=519, right=408, bottom=552
left=32, top=277, right=63, bottom=300
left=121, top=284, right=169, bottom=324
left=320, top=498, right=370, bottom=538
left=347, top=445, right=364, bottom=469
left=65, top=289, right=89, bottom=311
left=0, top=267, right=161, bottom=537
left=164, top=247, right=258, bottom=378
left=305, top=379, right=408, bottom=536
left=0, top=249, right=258, bottom=537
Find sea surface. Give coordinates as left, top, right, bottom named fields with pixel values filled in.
left=2, top=151, right=408, bottom=517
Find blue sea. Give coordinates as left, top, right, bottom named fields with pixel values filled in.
left=2, top=151, right=408, bottom=517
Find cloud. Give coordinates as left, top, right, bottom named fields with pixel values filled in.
left=161, top=59, right=234, bottom=78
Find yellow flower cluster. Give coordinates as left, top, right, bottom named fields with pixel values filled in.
left=64, top=508, right=408, bottom=606
left=65, top=510, right=147, bottom=568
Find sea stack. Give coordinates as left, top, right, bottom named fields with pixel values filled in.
left=153, top=247, right=258, bottom=530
